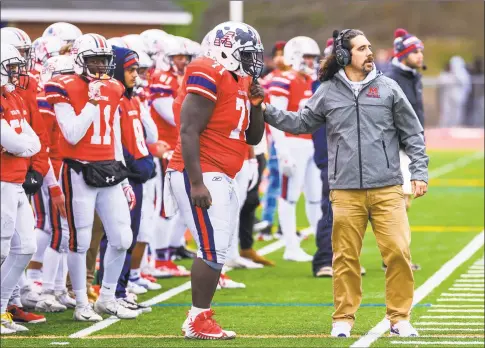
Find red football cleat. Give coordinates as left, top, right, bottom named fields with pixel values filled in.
left=141, top=273, right=157, bottom=283
left=155, top=260, right=190, bottom=277
left=7, top=305, right=46, bottom=324
left=184, top=309, right=236, bottom=340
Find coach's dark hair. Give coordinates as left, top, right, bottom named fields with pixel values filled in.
left=318, top=29, right=365, bottom=82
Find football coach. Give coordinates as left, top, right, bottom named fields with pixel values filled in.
left=260, top=29, right=429, bottom=338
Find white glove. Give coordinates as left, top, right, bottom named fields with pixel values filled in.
left=247, top=158, right=259, bottom=191
left=162, top=150, right=174, bottom=161
left=88, top=80, right=106, bottom=101
left=279, top=153, right=296, bottom=178
left=122, top=183, right=136, bottom=210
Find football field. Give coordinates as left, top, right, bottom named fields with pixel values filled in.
left=1, top=150, right=484, bottom=348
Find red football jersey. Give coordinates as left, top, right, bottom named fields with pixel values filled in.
left=17, top=75, right=50, bottom=176
left=149, top=69, right=180, bottom=149
left=268, top=70, right=313, bottom=140
left=119, top=96, right=149, bottom=160
left=0, top=91, right=30, bottom=183
left=45, top=75, right=125, bottom=162
left=169, top=57, right=252, bottom=179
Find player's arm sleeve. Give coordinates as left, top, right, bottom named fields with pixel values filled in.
left=43, top=160, right=59, bottom=187
left=140, top=103, right=158, bottom=144
left=113, top=107, right=126, bottom=165
left=268, top=95, right=289, bottom=153
left=0, top=118, right=41, bottom=157
left=268, top=76, right=291, bottom=98
left=185, top=68, right=219, bottom=102
left=53, top=102, right=98, bottom=145
left=152, top=97, right=176, bottom=127
left=29, top=98, right=50, bottom=176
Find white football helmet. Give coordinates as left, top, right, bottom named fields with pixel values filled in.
left=40, top=55, right=75, bottom=86
left=71, top=33, right=115, bottom=80
left=107, top=37, right=128, bottom=49
left=1, top=28, right=32, bottom=67
left=201, top=30, right=214, bottom=59
left=284, top=36, right=321, bottom=75
left=32, top=36, right=63, bottom=65
left=1, top=44, right=26, bottom=89
left=43, top=22, right=82, bottom=46
left=159, top=36, right=192, bottom=74
left=122, top=34, right=150, bottom=55
left=209, top=21, right=264, bottom=78
left=140, top=29, right=170, bottom=58
left=137, top=51, right=153, bottom=69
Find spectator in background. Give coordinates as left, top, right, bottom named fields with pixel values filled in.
left=375, top=48, right=391, bottom=73
left=465, top=57, right=484, bottom=127
left=438, top=56, right=472, bottom=127
left=385, top=28, right=426, bottom=271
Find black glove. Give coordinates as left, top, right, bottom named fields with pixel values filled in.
left=23, top=169, right=43, bottom=195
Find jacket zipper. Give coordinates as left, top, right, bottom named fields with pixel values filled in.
left=334, top=144, right=339, bottom=180
left=355, top=98, right=363, bottom=188
left=382, top=140, right=390, bottom=168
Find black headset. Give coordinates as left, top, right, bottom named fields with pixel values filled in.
left=334, top=29, right=352, bottom=67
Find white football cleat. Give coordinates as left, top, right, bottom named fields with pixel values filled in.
left=331, top=321, right=352, bottom=338
left=94, top=299, right=139, bottom=319
left=1, top=312, right=29, bottom=332
left=35, top=291, right=67, bottom=312
left=132, top=277, right=162, bottom=291
left=118, top=296, right=152, bottom=314
left=73, top=305, right=103, bottom=322
left=55, top=289, right=76, bottom=308
left=283, top=248, right=313, bottom=262
left=390, top=320, right=419, bottom=337
left=216, top=274, right=246, bottom=290
left=1, top=324, right=15, bottom=334
left=225, top=257, right=264, bottom=269
left=20, top=285, right=41, bottom=309
left=184, top=309, right=236, bottom=340
left=127, top=281, right=148, bottom=295
left=141, top=265, right=172, bottom=279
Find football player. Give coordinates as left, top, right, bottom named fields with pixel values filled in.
left=165, top=21, right=265, bottom=339
left=267, top=36, right=322, bottom=262
left=1, top=44, right=42, bottom=334
left=43, top=33, right=138, bottom=321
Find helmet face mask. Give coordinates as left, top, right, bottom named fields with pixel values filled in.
left=236, top=46, right=264, bottom=79
left=1, top=44, right=28, bottom=89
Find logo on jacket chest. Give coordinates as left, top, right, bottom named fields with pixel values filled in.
left=366, top=86, right=380, bottom=99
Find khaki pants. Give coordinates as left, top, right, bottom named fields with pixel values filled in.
left=66, top=213, right=105, bottom=290
left=330, top=185, right=414, bottom=326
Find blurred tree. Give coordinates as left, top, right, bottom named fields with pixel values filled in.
left=162, top=0, right=209, bottom=39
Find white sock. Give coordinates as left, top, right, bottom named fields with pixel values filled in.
left=1, top=253, right=33, bottom=313
left=189, top=305, right=209, bottom=319
left=54, top=253, right=68, bottom=291
left=31, top=228, right=50, bottom=263
left=99, top=282, right=116, bottom=302
left=67, top=251, right=88, bottom=307
left=305, top=201, right=322, bottom=232
left=99, top=243, right=126, bottom=302
left=26, top=269, right=42, bottom=282
left=278, top=198, right=299, bottom=251
left=41, top=247, right=62, bottom=292
left=130, top=268, right=141, bottom=282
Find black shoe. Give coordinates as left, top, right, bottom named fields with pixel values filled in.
left=172, top=246, right=196, bottom=260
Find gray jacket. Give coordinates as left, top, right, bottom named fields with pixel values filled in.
left=264, top=71, right=429, bottom=190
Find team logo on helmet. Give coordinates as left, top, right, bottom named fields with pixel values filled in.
left=214, top=30, right=235, bottom=48
left=235, top=28, right=257, bottom=46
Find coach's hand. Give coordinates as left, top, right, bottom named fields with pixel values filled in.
left=191, top=182, right=212, bottom=209
left=248, top=80, right=265, bottom=107
left=411, top=180, right=428, bottom=198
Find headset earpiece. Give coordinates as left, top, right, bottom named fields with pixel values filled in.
left=334, top=29, right=352, bottom=67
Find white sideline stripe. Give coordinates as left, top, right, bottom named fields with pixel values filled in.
left=420, top=328, right=485, bottom=331
left=69, top=239, right=285, bottom=338
left=449, top=288, right=484, bottom=292
left=350, top=231, right=485, bottom=348
left=455, top=279, right=485, bottom=283
left=442, top=293, right=485, bottom=297
left=438, top=298, right=485, bottom=302
left=390, top=341, right=484, bottom=345
left=420, top=315, right=484, bottom=319
left=428, top=309, right=484, bottom=313
left=432, top=305, right=484, bottom=308
left=415, top=322, right=484, bottom=326
left=427, top=151, right=484, bottom=178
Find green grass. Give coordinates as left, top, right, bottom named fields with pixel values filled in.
left=2, top=151, right=483, bottom=348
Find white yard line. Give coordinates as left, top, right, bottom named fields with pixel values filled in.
left=390, top=341, right=484, bottom=345
left=449, top=288, right=484, bottom=292
left=460, top=274, right=485, bottom=278
left=427, top=151, right=484, bottom=178
left=420, top=315, right=484, bottom=319
left=441, top=293, right=485, bottom=297
left=452, top=283, right=484, bottom=287
left=350, top=230, right=484, bottom=348
left=69, top=239, right=285, bottom=339
left=419, top=328, right=485, bottom=331
left=432, top=304, right=484, bottom=308
left=465, top=270, right=484, bottom=274
left=455, top=279, right=484, bottom=283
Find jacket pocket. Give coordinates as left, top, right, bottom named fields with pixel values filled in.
left=381, top=140, right=390, bottom=168
left=334, top=143, right=340, bottom=180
